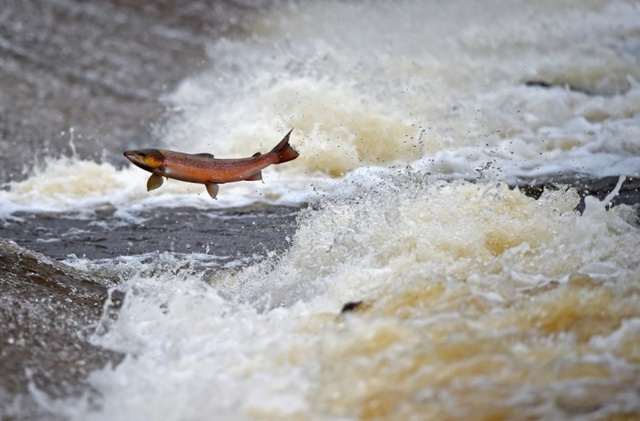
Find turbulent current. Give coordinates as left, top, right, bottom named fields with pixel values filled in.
left=1, top=0, right=640, bottom=420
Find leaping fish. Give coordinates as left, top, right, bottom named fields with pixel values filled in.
left=123, top=129, right=298, bottom=199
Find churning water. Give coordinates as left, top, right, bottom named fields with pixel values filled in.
left=2, top=0, right=640, bottom=419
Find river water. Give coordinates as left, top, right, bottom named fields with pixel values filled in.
left=2, top=0, right=640, bottom=419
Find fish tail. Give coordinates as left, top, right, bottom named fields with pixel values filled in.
left=270, top=129, right=299, bottom=164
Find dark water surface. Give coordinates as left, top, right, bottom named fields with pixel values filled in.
left=4, top=205, right=300, bottom=261
left=1, top=1, right=274, bottom=417
left=0, top=238, right=121, bottom=419
left=0, top=0, right=269, bottom=183
left=0, top=204, right=299, bottom=419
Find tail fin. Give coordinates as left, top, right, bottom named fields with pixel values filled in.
left=270, top=129, right=299, bottom=164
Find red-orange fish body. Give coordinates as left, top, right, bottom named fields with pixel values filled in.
left=124, top=129, right=298, bottom=199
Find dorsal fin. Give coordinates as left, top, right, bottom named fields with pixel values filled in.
left=194, top=153, right=215, bottom=158
left=252, top=152, right=262, bottom=157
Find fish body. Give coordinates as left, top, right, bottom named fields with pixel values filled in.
left=124, top=129, right=298, bottom=199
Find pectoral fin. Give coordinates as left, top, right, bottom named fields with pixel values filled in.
left=147, top=173, right=164, bottom=191
left=206, top=183, right=219, bottom=199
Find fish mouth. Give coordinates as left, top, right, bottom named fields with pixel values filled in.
left=123, top=150, right=149, bottom=169
left=124, top=150, right=143, bottom=165
left=124, top=149, right=164, bottom=172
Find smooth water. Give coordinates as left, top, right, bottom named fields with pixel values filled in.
left=2, top=0, right=640, bottom=419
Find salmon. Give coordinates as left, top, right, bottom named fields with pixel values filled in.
left=123, top=129, right=298, bottom=199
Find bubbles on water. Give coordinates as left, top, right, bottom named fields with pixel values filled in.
left=9, top=0, right=640, bottom=419
left=64, top=178, right=640, bottom=420
left=1, top=0, right=639, bottom=214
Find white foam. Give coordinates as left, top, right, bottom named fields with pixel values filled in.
left=2, top=0, right=640, bottom=215
left=15, top=1, right=640, bottom=418
left=47, top=178, right=640, bottom=420
left=159, top=0, right=640, bottom=185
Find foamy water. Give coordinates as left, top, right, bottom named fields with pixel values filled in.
left=3, top=0, right=640, bottom=215
left=7, top=0, right=640, bottom=419
left=30, top=178, right=640, bottom=420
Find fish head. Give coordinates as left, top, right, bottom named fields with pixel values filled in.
left=123, top=149, right=165, bottom=171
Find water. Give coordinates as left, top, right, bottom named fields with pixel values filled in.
left=2, top=0, right=640, bottom=419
